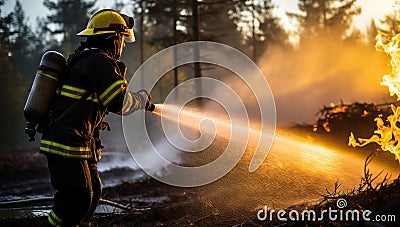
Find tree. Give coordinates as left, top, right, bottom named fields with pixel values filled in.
left=131, top=0, right=288, bottom=100
left=42, top=0, right=96, bottom=55
left=0, top=0, right=13, bottom=57
left=132, top=0, right=203, bottom=100
left=133, top=1, right=192, bottom=47
left=379, top=7, right=400, bottom=36
left=366, top=19, right=378, bottom=46
left=9, top=0, right=43, bottom=81
left=236, top=0, right=288, bottom=61
left=288, top=0, right=361, bottom=41
left=0, top=0, right=28, bottom=146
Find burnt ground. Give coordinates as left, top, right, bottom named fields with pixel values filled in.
left=0, top=146, right=254, bottom=226
left=0, top=127, right=399, bottom=226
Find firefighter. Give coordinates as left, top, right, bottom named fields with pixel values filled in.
left=40, top=9, right=151, bottom=226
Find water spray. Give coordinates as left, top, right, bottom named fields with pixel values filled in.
left=150, top=103, right=263, bottom=145
left=123, top=42, right=276, bottom=186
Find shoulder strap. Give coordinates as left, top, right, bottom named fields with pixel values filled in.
left=65, top=47, right=99, bottom=77
left=52, top=48, right=100, bottom=124
left=53, top=92, right=92, bottom=124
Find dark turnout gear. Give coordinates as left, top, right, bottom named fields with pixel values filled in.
left=40, top=9, right=149, bottom=227
left=40, top=46, right=147, bottom=159
left=46, top=153, right=101, bottom=227
left=42, top=45, right=147, bottom=226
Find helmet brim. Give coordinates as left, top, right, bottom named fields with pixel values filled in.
left=77, top=28, right=135, bottom=43
left=76, top=28, right=115, bottom=36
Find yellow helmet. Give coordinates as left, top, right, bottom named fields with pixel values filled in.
left=77, top=9, right=135, bottom=42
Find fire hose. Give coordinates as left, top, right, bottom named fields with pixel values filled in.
left=0, top=197, right=150, bottom=212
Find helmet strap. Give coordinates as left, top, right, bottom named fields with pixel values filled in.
left=114, top=35, right=125, bottom=60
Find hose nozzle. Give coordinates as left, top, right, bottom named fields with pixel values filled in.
left=146, top=103, right=155, bottom=112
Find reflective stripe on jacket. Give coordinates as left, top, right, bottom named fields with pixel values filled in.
left=40, top=48, right=145, bottom=159
left=40, top=140, right=92, bottom=159
left=48, top=209, right=62, bottom=226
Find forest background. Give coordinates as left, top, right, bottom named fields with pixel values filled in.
left=0, top=0, right=399, bottom=146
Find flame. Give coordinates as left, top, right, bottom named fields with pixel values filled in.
left=349, top=104, right=400, bottom=161
left=349, top=33, right=400, bottom=163
left=322, top=121, right=331, bottom=133
left=376, top=32, right=400, bottom=99
left=327, top=102, right=348, bottom=115
left=314, top=103, right=348, bottom=133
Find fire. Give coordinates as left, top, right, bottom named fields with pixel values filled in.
left=376, top=32, right=400, bottom=99
left=313, top=102, right=349, bottom=133
left=348, top=104, right=400, bottom=161
left=329, top=102, right=348, bottom=114
left=348, top=33, right=400, bottom=163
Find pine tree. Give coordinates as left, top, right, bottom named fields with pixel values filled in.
left=201, top=0, right=247, bottom=50
left=9, top=0, right=42, bottom=81
left=288, top=0, right=361, bottom=41
left=379, top=8, right=400, bottom=36
left=225, top=0, right=288, bottom=61
left=366, top=19, right=378, bottom=46
left=0, top=0, right=28, bottom=146
left=129, top=0, right=288, bottom=99
left=42, top=0, right=96, bottom=55
left=135, top=0, right=190, bottom=47
left=0, top=0, right=13, bottom=57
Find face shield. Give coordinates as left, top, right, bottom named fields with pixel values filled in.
left=120, top=13, right=135, bottom=43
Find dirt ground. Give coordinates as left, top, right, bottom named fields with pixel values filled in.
left=1, top=130, right=400, bottom=226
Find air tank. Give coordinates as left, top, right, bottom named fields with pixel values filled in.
left=24, top=51, right=66, bottom=141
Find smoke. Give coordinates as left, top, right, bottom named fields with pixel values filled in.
left=99, top=38, right=391, bottom=178
left=192, top=37, right=391, bottom=127
left=258, top=37, right=392, bottom=125
left=99, top=112, right=183, bottom=178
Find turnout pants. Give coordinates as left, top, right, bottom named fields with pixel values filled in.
left=45, top=153, right=102, bottom=227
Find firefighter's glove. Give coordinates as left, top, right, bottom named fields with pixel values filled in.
left=137, top=90, right=155, bottom=112
left=116, top=61, right=127, bottom=77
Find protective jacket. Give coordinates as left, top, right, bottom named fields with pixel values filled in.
left=40, top=47, right=145, bottom=161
